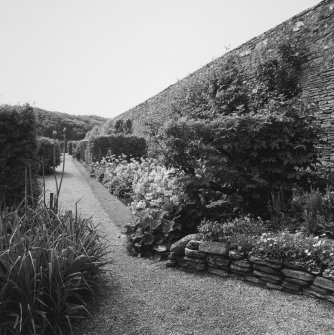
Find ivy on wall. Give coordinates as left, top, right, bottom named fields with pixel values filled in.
left=253, top=41, right=304, bottom=108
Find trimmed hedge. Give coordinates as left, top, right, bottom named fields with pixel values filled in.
left=0, top=104, right=40, bottom=207
left=72, top=141, right=81, bottom=159
left=67, top=140, right=74, bottom=155
left=37, top=137, right=61, bottom=173
left=85, top=135, right=147, bottom=162
left=79, top=140, right=88, bottom=161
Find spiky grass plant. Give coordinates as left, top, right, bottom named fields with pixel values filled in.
left=0, top=206, right=109, bottom=335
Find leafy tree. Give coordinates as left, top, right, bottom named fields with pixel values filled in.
left=34, top=108, right=107, bottom=141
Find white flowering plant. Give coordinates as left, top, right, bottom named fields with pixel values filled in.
left=199, top=216, right=266, bottom=253
left=251, top=231, right=334, bottom=271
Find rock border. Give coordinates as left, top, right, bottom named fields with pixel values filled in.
left=167, top=239, right=334, bottom=304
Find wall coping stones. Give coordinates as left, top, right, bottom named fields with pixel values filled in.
left=198, top=241, right=230, bottom=255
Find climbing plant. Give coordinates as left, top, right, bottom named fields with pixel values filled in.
left=253, top=41, right=304, bottom=108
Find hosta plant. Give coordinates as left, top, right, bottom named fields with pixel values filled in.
left=124, top=209, right=182, bottom=259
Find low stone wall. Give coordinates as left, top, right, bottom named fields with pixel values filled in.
left=167, top=239, right=334, bottom=303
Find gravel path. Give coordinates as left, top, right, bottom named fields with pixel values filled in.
left=45, top=155, right=334, bottom=335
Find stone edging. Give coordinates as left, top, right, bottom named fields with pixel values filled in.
left=167, top=239, right=334, bottom=304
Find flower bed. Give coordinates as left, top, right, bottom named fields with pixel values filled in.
left=89, top=156, right=192, bottom=257
left=168, top=235, right=334, bottom=303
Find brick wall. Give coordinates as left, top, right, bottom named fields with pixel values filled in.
left=114, top=0, right=334, bottom=157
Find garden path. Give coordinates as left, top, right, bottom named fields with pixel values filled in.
left=45, top=155, right=334, bottom=335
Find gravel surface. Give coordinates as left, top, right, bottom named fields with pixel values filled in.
left=45, top=155, right=334, bottom=335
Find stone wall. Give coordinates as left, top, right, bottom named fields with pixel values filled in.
left=114, top=0, right=334, bottom=158
left=168, top=238, right=334, bottom=303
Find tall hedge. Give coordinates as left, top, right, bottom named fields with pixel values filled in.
left=85, top=135, right=147, bottom=162
left=37, top=137, right=61, bottom=173
left=67, top=141, right=74, bottom=155
left=0, top=105, right=40, bottom=207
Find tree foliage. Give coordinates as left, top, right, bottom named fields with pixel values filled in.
left=34, top=108, right=107, bottom=141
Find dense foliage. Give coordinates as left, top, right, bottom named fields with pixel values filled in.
left=253, top=42, right=303, bottom=108
left=162, top=100, right=323, bottom=217
left=34, top=107, right=107, bottom=141
left=0, top=205, right=108, bottom=335
left=199, top=216, right=334, bottom=273
left=171, top=56, right=248, bottom=120
left=85, top=118, right=133, bottom=139
left=88, top=39, right=333, bottom=274
left=37, top=137, right=61, bottom=173
left=0, top=105, right=40, bottom=207
left=86, top=135, right=147, bottom=163
left=67, top=140, right=75, bottom=155
left=90, top=156, right=196, bottom=257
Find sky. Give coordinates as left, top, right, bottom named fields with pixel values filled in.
left=0, top=0, right=322, bottom=119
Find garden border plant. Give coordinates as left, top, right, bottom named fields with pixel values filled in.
left=0, top=125, right=110, bottom=335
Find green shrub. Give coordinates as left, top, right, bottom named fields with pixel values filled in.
left=86, top=135, right=147, bottom=163
left=71, top=141, right=80, bottom=159
left=37, top=137, right=61, bottom=173
left=0, top=104, right=40, bottom=207
left=67, top=140, right=74, bottom=155
left=79, top=140, right=88, bottom=161
left=162, top=100, right=324, bottom=217
left=291, top=188, right=334, bottom=235
left=199, top=217, right=267, bottom=253
left=124, top=208, right=182, bottom=259
left=0, top=206, right=108, bottom=335
left=90, top=156, right=192, bottom=257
